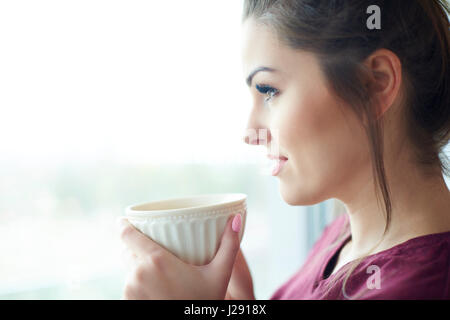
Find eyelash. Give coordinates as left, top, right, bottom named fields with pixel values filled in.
left=255, top=84, right=279, bottom=104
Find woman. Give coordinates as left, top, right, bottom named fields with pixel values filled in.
left=118, top=0, right=450, bottom=299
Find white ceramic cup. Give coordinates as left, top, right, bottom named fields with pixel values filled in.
left=124, top=193, right=247, bottom=265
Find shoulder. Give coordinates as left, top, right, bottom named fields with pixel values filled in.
left=323, top=213, right=348, bottom=236
left=302, top=213, right=349, bottom=266
left=314, top=214, right=349, bottom=249
left=352, top=233, right=450, bottom=299
left=270, top=214, right=349, bottom=300
left=288, top=214, right=349, bottom=271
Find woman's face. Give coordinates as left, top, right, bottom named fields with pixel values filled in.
left=241, top=18, right=371, bottom=205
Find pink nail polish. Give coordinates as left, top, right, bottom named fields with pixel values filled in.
left=232, top=214, right=241, bottom=233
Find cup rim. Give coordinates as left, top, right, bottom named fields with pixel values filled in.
left=125, top=193, right=247, bottom=218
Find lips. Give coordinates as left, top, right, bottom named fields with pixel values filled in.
left=267, top=154, right=288, bottom=161
left=267, top=154, right=288, bottom=176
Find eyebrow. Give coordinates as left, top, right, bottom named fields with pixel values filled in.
left=246, top=66, right=277, bottom=87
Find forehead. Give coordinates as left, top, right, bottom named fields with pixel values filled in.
left=241, top=19, right=279, bottom=72
left=241, top=18, right=301, bottom=78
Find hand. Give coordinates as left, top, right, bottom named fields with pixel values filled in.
left=118, top=214, right=242, bottom=300
left=225, top=249, right=255, bottom=300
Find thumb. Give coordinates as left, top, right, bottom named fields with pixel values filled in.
left=208, top=214, right=242, bottom=279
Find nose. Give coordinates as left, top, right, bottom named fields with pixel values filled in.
left=242, top=109, right=271, bottom=146
left=243, top=128, right=272, bottom=145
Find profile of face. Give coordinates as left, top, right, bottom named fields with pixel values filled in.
left=241, top=18, right=372, bottom=206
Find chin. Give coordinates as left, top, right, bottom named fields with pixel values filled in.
left=279, top=181, right=322, bottom=206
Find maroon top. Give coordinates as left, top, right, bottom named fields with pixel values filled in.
left=270, top=214, right=450, bottom=299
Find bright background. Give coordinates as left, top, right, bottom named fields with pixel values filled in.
left=0, top=0, right=449, bottom=300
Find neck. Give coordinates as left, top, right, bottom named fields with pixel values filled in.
left=339, top=155, right=450, bottom=259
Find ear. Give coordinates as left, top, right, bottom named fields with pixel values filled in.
left=363, top=49, right=402, bottom=120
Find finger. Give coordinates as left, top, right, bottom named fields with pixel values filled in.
left=227, top=249, right=255, bottom=300
left=208, top=214, right=242, bottom=280
left=121, top=246, right=138, bottom=269
left=118, top=218, right=169, bottom=259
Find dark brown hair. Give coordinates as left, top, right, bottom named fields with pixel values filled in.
left=243, top=0, right=450, bottom=299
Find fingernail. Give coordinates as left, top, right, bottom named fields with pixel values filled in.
left=232, top=214, right=241, bottom=233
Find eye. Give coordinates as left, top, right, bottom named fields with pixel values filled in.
left=255, top=84, right=279, bottom=104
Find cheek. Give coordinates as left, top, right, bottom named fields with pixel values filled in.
left=276, top=88, right=369, bottom=199
left=277, top=88, right=342, bottom=156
